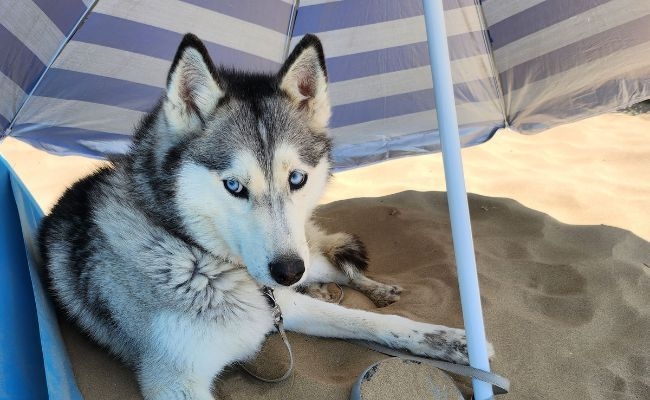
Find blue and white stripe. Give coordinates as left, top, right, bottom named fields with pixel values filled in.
left=0, top=0, right=88, bottom=129
left=292, top=0, right=502, bottom=166
left=4, top=0, right=295, bottom=157
left=483, top=0, right=650, bottom=131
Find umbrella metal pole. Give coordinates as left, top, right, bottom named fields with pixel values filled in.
left=421, top=1, right=494, bottom=399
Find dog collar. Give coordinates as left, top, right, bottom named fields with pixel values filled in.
left=262, top=286, right=284, bottom=329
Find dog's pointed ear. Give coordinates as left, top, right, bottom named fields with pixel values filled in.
left=279, top=34, right=330, bottom=131
left=164, top=33, right=224, bottom=132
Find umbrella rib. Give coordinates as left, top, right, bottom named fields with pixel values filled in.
left=283, top=0, right=301, bottom=59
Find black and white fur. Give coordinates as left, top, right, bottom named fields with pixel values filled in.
left=39, top=34, right=490, bottom=400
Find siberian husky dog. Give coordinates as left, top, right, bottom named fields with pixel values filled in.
left=39, top=34, right=484, bottom=399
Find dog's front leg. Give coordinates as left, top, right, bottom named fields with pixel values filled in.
left=137, top=306, right=273, bottom=400
left=275, top=289, right=490, bottom=365
left=138, top=358, right=215, bottom=400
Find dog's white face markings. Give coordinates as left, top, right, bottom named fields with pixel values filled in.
left=175, top=142, right=330, bottom=287
left=173, top=162, right=239, bottom=262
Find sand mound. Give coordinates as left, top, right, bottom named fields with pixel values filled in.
left=54, top=191, right=649, bottom=399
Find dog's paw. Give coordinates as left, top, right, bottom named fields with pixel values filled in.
left=416, top=327, right=470, bottom=365
left=406, top=327, right=495, bottom=365
left=365, top=283, right=403, bottom=307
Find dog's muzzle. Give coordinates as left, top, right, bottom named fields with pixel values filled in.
left=269, top=256, right=305, bottom=286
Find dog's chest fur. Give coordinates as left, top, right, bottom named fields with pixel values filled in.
left=42, top=165, right=275, bottom=366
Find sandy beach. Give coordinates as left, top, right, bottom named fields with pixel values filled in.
left=1, top=112, right=648, bottom=399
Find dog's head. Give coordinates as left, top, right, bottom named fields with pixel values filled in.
left=134, top=34, right=331, bottom=287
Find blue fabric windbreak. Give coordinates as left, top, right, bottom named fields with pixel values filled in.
left=0, top=156, right=82, bottom=400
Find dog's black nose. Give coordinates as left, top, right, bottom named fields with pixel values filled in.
left=269, top=256, right=305, bottom=286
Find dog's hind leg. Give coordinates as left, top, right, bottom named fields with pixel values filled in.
left=305, top=222, right=403, bottom=307
left=274, top=289, right=492, bottom=365
left=300, top=252, right=402, bottom=307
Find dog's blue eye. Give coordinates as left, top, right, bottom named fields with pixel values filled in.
left=226, top=179, right=241, bottom=192
left=289, top=170, right=307, bottom=190
left=223, top=178, right=248, bottom=198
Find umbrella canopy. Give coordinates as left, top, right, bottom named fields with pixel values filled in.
left=3, top=0, right=647, bottom=168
